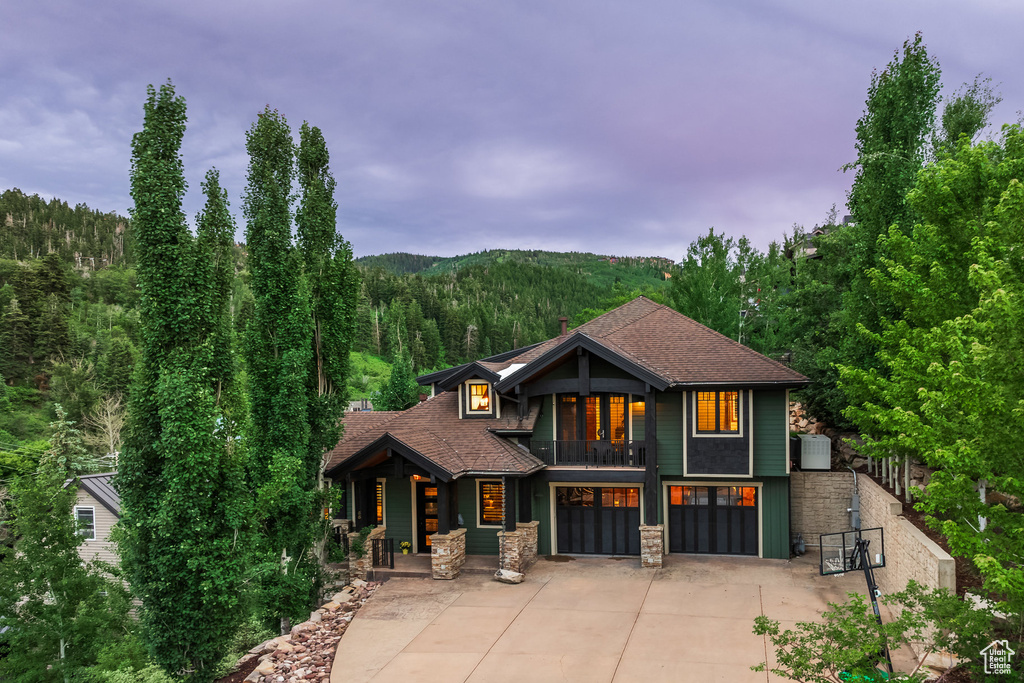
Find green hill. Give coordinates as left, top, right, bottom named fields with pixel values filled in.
left=356, top=249, right=675, bottom=291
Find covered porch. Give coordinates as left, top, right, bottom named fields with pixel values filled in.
left=330, top=437, right=540, bottom=580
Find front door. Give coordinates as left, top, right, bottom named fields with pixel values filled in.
left=667, top=485, right=758, bottom=555
left=415, top=482, right=440, bottom=552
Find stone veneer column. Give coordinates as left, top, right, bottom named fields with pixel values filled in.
left=497, top=530, right=524, bottom=573
left=516, top=521, right=539, bottom=566
left=430, top=528, right=466, bottom=580
left=349, top=526, right=386, bottom=580
left=639, top=525, right=664, bottom=568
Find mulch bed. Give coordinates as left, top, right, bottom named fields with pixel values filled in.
left=215, top=656, right=260, bottom=683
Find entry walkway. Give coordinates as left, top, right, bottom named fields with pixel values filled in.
left=333, top=554, right=917, bottom=683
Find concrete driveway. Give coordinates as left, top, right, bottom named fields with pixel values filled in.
left=333, top=554, right=916, bottom=683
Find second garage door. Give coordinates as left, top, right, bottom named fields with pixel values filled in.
left=667, top=485, right=758, bottom=555
left=555, top=486, right=641, bottom=555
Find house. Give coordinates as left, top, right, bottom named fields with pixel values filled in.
left=66, top=472, right=120, bottom=566
left=325, top=297, right=808, bottom=571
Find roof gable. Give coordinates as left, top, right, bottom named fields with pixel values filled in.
left=495, top=297, right=808, bottom=388
left=65, top=472, right=120, bottom=518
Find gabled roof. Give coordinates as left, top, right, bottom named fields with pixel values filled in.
left=324, top=391, right=544, bottom=480
left=64, top=472, right=120, bottom=518
left=416, top=343, right=542, bottom=386
left=494, top=297, right=808, bottom=389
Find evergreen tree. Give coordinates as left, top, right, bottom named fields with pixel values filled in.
left=372, top=353, right=419, bottom=411
left=118, top=81, right=249, bottom=680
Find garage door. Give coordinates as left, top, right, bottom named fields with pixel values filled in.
left=555, top=486, right=641, bottom=555
left=667, top=485, right=758, bottom=555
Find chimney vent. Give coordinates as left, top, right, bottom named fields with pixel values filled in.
left=559, top=316, right=568, bottom=336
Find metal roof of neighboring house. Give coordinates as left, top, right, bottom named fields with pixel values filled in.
left=64, top=472, right=120, bottom=518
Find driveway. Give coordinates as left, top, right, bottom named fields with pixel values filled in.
left=332, top=554, right=917, bottom=683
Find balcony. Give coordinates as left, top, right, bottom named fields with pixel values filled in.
left=529, top=440, right=646, bottom=468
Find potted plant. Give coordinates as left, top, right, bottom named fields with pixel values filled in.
left=400, top=541, right=411, bottom=554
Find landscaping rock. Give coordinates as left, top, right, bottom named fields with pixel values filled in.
left=493, top=568, right=525, bottom=584
left=235, top=580, right=379, bottom=683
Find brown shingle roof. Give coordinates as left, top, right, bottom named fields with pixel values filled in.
left=497, top=296, right=807, bottom=386
left=325, top=391, right=544, bottom=478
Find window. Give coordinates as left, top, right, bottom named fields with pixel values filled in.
left=375, top=481, right=384, bottom=525
left=696, top=391, right=740, bottom=433
left=74, top=506, right=95, bottom=540
left=479, top=481, right=504, bottom=526
left=557, top=393, right=627, bottom=442
left=468, top=382, right=491, bottom=412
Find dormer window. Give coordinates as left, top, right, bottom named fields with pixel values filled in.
left=459, top=379, right=496, bottom=418
left=470, top=383, right=490, bottom=411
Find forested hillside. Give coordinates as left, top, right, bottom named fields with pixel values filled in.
left=0, top=190, right=674, bottom=461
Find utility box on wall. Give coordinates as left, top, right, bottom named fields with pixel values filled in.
left=798, top=434, right=831, bottom=471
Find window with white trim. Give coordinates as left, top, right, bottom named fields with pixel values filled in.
left=696, top=391, right=740, bottom=433
left=467, top=382, right=491, bottom=412
left=74, top=506, right=96, bottom=540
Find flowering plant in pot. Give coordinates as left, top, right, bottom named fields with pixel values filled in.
left=400, top=541, right=411, bottom=554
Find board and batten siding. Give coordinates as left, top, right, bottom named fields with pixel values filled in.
left=656, top=391, right=684, bottom=476
left=74, top=488, right=119, bottom=566
left=752, top=390, right=788, bottom=477
left=457, top=479, right=499, bottom=554
left=760, top=477, right=790, bottom=559
left=532, top=481, right=552, bottom=556
left=385, top=478, right=413, bottom=548
left=534, top=397, right=554, bottom=442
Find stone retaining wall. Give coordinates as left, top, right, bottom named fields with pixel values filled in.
left=859, top=476, right=955, bottom=595
left=790, top=471, right=854, bottom=546
left=348, top=526, right=386, bottom=581
left=430, top=528, right=466, bottom=579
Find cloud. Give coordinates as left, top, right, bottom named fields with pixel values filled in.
left=457, top=142, right=608, bottom=200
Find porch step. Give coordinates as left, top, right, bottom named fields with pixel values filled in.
left=367, top=554, right=500, bottom=580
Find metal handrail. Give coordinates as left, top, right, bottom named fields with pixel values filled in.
left=529, top=440, right=646, bottom=467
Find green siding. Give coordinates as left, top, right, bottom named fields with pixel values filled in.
left=656, top=392, right=684, bottom=476
left=533, top=480, right=551, bottom=556
left=458, top=479, right=499, bottom=554
left=385, top=478, right=413, bottom=547
left=753, top=390, right=788, bottom=477
left=760, top=477, right=790, bottom=559
left=534, top=396, right=554, bottom=441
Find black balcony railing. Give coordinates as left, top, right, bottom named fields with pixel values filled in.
left=529, top=440, right=646, bottom=468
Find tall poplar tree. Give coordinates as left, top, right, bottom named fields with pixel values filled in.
left=119, top=81, right=249, bottom=680
left=296, top=122, right=358, bottom=489
left=243, top=108, right=316, bottom=632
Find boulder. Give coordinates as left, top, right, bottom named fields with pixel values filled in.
left=493, top=569, right=525, bottom=584
left=350, top=578, right=368, bottom=589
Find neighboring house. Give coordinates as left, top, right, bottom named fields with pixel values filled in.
left=325, top=297, right=809, bottom=560
left=66, top=472, right=120, bottom=566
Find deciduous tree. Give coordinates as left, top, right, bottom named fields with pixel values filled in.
left=119, top=81, right=249, bottom=680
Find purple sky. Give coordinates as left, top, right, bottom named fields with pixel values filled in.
left=2, top=1, right=1023, bottom=260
